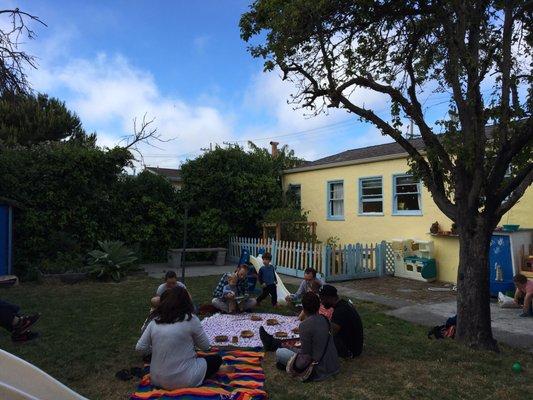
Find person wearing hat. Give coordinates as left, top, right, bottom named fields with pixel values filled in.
left=319, top=284, right=364, bottom=358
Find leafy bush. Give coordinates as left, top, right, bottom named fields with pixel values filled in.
left=0, top=143, right=184, bottom=277
left=180, top=143, right=304, bottom=239
left=87, top=241, right=138, bottom=282
left=262, top=207, right=315, bottom=242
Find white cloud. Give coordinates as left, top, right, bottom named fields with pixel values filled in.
left=31, top=53, right=235, bottom=168
left=242, top=69, right=391, bottom=161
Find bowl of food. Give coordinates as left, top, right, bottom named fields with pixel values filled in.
left=266, top=318, right=279, bottom=326
left=274, top=331, right=288, bottom=338
left=240, top=330, right=254, bottom=338
left=250, top=315, right=263, bottom=321
left=293, top=341, right=301, bottom=348
left=215, top=335, right=228, bottom=343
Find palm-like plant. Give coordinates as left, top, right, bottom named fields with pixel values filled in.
left=87, top=241, right=138, bottom=282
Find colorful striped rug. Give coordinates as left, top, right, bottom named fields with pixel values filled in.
left=130, top=348, right=267, bottom=400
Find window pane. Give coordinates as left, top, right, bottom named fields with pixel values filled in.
left=396, top=183, right=418, bottom=193
left=362, top=201, right=383, bottom=213
left=396, top=176, right=416, bottom=185
left=330, top=199, right=344, bottom=216
left=362, top=186, right=382, bottom=196
left=362, top=178, right=381, bottom=188
left=396, top=193, right=420, bottom=211
left=330, top=182, right=343, bottom=199
left=288, top=185, right=301, bottom=208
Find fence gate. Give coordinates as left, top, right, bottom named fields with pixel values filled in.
left=228, top=237, right=393, bottom=282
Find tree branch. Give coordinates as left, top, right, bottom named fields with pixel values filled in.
left=335, top=92, right=456, bottom=219
left=495, top=167, right=533, bottom=218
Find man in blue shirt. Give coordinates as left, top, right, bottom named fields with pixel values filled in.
left=256, top=252, right=278, bottom=307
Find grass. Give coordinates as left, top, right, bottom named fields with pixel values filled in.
left=0, top=275, right=532, bottom=400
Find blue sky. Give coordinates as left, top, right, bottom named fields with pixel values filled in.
left=4, top=0, right=463, bottom=168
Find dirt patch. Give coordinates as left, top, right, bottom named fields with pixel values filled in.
left=343, top=276, right=457, bottom=304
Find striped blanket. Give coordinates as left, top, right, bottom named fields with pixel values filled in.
left=130, top=348, right=267, bottom=400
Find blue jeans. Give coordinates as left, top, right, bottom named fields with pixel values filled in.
left=0, top=299, right=19, bottom=332
left=276, top=348, right=296, bottom=367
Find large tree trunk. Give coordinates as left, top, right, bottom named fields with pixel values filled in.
left=455, top=218, right=499, bottom=351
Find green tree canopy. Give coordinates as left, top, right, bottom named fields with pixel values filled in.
left=241, top=0, right=532, bottom=350
left=180, top=143, right=303, bottom=243
left=0, top=92, right=95, bottom=146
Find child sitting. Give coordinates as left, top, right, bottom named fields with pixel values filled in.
left=297, top=280, right=333, bottom=320
left=257, top=252, right=278, bottom=307
left=513, top=273, right=533, bottom=317
left=223, top=273, right=240, bottom=314
left=151, top=271, right=186, bottom=308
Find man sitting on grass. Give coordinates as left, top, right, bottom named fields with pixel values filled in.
left=212, top=264, right=257, bottom=313
left=151, top=270, right=186, bottom=308
left=285, top=267, right=324, bottom=305
left=513, top=273, right=533, bottom=317
left=0, top=299, right=40, bottom=342
left=319, top=285, right=364, bottom=358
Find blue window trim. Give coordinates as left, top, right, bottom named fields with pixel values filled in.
left=326, top=180, right=344, bottom=221
left=392, top=173, right=423, bottom=216
left=358, top=175, right=384, bottom=216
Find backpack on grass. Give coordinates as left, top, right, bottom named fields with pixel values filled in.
left=427, top=315, right=456, bottom=339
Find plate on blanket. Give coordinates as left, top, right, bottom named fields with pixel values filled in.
left=241, top=330, right=254, bottom=338
left=215, top=335, right=228, bottom=342
left=250, top=315, right=263, bottom=321
left=274, top=331, right=288, bottom=338
left=266, top=318, right=279, bottom=326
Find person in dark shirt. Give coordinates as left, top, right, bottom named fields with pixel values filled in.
left=319, top=284, right=363, bottom=358
left=256, top=252, right=278, bottom=307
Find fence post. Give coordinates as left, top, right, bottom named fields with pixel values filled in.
left=377, top=241, right=386, bottom=277
left=321, top=245, right=329, bottom=281
left=272, top=239, right=278, bottom=266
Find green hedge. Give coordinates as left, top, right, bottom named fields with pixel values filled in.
left=0, top=142, right=183, bottom=276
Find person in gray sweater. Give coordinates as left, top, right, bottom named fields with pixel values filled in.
left=136, top=286, right=222, bottom=389
left=260, top=292, right=340, bottom=382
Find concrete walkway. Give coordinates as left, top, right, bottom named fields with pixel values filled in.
left=281, top=275, right=533, bottom=352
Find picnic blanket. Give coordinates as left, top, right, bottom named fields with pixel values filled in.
left=130, top=348, right=267, bottom=400
left=201, top=313, right=300, bottom=347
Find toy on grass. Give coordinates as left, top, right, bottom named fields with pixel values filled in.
left=512, top=362, right=522, bottom=373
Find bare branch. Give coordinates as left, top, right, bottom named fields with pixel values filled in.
left=0, top=8, right=46, bottom=94
left=121, top=113, right=173, bottom=164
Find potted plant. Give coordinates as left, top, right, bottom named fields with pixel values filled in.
left=451, top=223, right=458, bottom=235
left=430, top=221, right=440, bottom=235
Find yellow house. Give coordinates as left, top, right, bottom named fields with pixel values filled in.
left=282, top=138, right=533, bottom=283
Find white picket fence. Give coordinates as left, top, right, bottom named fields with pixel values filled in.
left=228, top=237, right=393, bottom=281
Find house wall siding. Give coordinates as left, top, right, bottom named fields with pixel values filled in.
left=283, top=157, right=533, bottom=283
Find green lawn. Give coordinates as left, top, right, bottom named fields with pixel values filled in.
left=0, top=275, right=531, bottom=400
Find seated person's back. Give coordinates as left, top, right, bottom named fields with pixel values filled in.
left=319, top=285, right=363, bottom=358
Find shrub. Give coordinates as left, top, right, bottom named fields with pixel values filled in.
left=87, top=241, right=138, bottom=282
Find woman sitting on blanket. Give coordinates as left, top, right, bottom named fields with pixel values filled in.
left=136, top=286, right=223, bottom=390
left=259, top=292, right=340, bottom=382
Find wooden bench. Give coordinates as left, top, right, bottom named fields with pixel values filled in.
left=167, top=247, right=227, bottom=268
